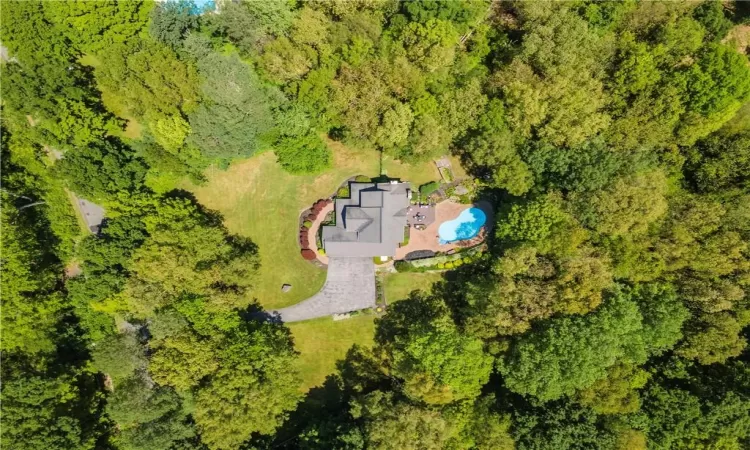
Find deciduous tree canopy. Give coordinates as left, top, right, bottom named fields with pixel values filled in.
left=3, top=1, right=750, bottom=449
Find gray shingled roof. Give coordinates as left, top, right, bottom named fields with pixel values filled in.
left=322, top=182, right=410, bottom=257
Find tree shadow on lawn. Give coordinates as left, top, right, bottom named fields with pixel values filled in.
left=252, top=344, right=392, bottom=448
left=241, top=302, right=284, bottom=325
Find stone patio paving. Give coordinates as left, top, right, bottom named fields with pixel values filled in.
left=406, top=204, right=436, bottom=227
left=395, top=200, right=492, bottom=260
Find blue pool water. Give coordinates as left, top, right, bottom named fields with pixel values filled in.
left=188, top=0, right=215, bottom=15
left=438, top=207, right=487, bottom=244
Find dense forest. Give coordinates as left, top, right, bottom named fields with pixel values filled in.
left=2, top=0, right=750, bottom=449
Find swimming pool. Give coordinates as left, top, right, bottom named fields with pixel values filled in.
left=188, top=0, right=215, bottom=15
left=438, top=207, right=487, bottom=244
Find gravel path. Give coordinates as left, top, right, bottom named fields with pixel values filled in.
left=273, top=257, right=376, bottom=322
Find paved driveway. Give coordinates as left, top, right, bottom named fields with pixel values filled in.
left=273, top=257, right=376, bottom=322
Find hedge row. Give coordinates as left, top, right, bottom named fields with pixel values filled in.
left=419, top=181, right=440, bottom=196
left=394, top=246, right=485, bottom=272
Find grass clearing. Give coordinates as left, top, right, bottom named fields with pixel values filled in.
left=380, top=153, right=466, bottom=186
left=382, top=272, right=445, bottom=303
left=721, top=100, right=750, bottom=135
left=78, top=53, right=101, bottom=67
left=724, top=24, right=750, bottom=57
left=184, top=144, right=379, bottom=310
left=100, top=90, right=143, bottom=140
left=185, top=139, right=465, bottom=390
left=185, top=140, right=451, bottom=311
left=287, top=315, right=376, bottom=391
left=120, top=116, right=143, bottom=140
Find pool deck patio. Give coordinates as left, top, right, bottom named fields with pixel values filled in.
left=406, top=204, right=436, bottom=227
left=394, top=200, right=492, bottom=260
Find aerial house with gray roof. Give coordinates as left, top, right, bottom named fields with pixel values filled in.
left=322, top=181, right=411, bottom=257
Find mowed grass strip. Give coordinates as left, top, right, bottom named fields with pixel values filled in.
left=381, top=152, right=464, bottom=186
left=287, top=315, right=376, bottom=391
left=382, top=272, right=445, bottom=303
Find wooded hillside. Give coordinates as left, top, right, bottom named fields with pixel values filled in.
left=2, top=1, right=749, bottom=449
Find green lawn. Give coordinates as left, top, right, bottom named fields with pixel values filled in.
left=381, top=152, right=466, bottom=186
left=184, top=140, right=459, bottom=390
left=287, top=315, right=376, bottom=391
left=185, top=140, right=447, bottom=310
left=100, top=90, right=143, bottom=140
left=721, top=100, right=750, bottom=135
left=185, top=144, right=379, bottom=310
left=382, top=272, right=445, bottom=303
left=80, top=53, right=143, bottom=140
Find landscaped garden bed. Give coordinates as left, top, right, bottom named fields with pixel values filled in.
left=334, top=174, right=372, bottom=199
left=438, top=166, right=454, bottom=182
left=298, top=198, right=333, bottom=260
left=394, top=243, right=486, bottom=272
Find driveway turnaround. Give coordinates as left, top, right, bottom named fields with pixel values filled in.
left=273, top=257, right=376, bottom=322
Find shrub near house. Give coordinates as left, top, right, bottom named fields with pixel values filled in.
left=298, top=199, right=331, bottom=259
left=419, top=181, right=440, bottom=197
left=395, top=245, right=485, bottom=272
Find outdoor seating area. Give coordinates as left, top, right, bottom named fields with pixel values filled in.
left=394, top=200, right=492, bottom=260
left=298, top=175, right=492, bottom=269
left=406, top=204, right=436, bottom=227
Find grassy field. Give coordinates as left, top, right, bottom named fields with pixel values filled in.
left=185, top=140, right=453, bottom=310
left=381, top=151, right=466, bottom=187
left=721, top=100, right=750, bottom=135
left=184, top=140, right=456, bottom=390
left=382, top=272, right=445, bottom=303
left=185, top=143, right=378, bottom=310
left=287, top=315, right=377, bottom=391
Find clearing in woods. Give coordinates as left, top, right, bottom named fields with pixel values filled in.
left=184, top=139, right=460, bottom=390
